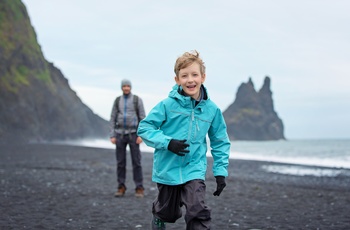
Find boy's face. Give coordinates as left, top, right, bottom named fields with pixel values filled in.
left=175, top=62, right=206, bottom=100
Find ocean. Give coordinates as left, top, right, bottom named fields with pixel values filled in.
left=54, top=139, right=350, bottom=177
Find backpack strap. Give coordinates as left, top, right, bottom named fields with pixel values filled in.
left=114, top=96, right=121, bottom=126
left=133, top=95, right=140, bottom=122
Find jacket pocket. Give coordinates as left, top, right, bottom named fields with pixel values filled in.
left=191, top=117, right=211, bottom=144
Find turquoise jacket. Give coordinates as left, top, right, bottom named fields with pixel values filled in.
left=137, top=84, right=230, bottom=185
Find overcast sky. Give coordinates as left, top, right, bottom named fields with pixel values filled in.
left=21, top=0, right=350, bottom=139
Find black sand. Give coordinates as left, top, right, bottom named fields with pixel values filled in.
left=1, top=144, right=350, bottom=229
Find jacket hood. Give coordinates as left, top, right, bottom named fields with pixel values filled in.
left=168, top=84, right=209, bottom=108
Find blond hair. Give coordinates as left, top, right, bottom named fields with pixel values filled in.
left=174, top=50, right=206, bottom=77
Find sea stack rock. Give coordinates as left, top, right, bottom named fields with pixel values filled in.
left=223, top=76, right=285, bottom=140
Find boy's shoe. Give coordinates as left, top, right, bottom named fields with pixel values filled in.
left=114, top=185, right=126, bottom=197
left=151, top=215, right=166, bottom=230
left=135, top=187, right=144, bottom=198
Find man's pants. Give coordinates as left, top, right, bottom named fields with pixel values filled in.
left=115, top=132, right=143, bottom=189
left=153, top=179, right=211, bottom=230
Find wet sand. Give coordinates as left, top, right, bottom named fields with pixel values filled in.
left=1, top=143, right=350, bottom=229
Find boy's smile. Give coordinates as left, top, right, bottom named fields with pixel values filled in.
left=175, top=62, right=206, bottom=100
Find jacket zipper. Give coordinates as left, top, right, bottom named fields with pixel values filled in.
left=180, top=107, right=195, bottom=184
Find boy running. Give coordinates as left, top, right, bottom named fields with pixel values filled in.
left=137, top=50, right=230, bottom=229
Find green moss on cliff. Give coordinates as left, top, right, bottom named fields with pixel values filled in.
left=36, top=68, right=51, bottom=82
left=15, top=65, right=30, bottom=84
left=0, top=0, right=52, bottom=92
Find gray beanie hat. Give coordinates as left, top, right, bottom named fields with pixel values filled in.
left=121, top=79, right=132, bottom=89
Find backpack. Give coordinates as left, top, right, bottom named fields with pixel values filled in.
left=114, top=95, right=140, bottom=125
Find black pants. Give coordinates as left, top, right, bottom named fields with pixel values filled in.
left=153, top=179, right=211, bottom=230
left=115, top=132, right=143, bottom=189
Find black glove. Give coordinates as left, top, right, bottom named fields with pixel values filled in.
left=167, top=139, right=189, bottom=156
left=213, top=176, right=226, bottom=196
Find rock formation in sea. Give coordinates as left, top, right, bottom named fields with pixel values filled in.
left=223, top=76, right=285, bottom=140
left=0, top=0, right=109, bottom=143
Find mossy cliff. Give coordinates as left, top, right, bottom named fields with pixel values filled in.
left=223, top=77, right=285, bottom=140
left=0, top=0, right=109, bottom=143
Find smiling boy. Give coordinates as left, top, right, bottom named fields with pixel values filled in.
left=137, top=50, right=230, bottom=229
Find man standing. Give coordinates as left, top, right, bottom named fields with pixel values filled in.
left=109, top=79, right=146, bottom=198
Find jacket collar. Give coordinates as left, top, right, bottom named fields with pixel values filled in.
left=169, top=84, right=209, bottom=108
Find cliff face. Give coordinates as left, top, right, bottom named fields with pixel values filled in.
left=223, top=76, right=285, bottom=140
left=0, top=0, right=109, bottom=143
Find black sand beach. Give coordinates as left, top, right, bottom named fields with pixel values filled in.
left=1, top=144, right=350, bottom=229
